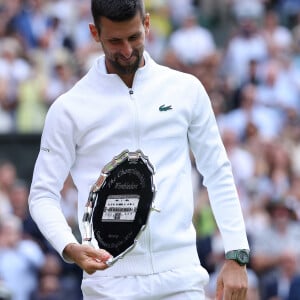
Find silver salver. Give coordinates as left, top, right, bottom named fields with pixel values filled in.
left=82, top=150, right=157, bottom=266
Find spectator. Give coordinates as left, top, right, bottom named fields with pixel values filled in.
left=165, top=0, right=195, bottom=29
left=232, top=58, right=262, bottom=109
left=221, top=128, right=255, bottom=189
left=166, top=11, right=217, bottom=71
left=7, top=179, right=48, bottom=250
left=256, top=57, right=300, bottom=121
left=280, top=0, right=300, bottom=28
left=222, top=16, right=269, bottom=88
left=34, top=251, right=83, bottom=300
left=39, top=1, right=75, bottom=54
left=0, top=161, right=15, bottom=217
left=221, top=83, right=278, bottom=140
left=45, top=49, right=79, bottom=106
left=264, top=141, right=292, bottom=200
left=72, top=2, right=100, bottom=74
left=0, top=214, right=45, bottom=300
left=7, top=0, right=50, bottom=51
left=262, top=249, right=300, bottom=300
left=0, top=37, right=31, bottom=130
left=261, top=10, right=293, bottom=57
left=144, top=1, right=171, bottom=63
left=16, top=56, right=47, bottom=133
left=250, top=199, right=300, bottom=295
left=31, top=253, right=65, bottom=300
left=0, top=103, right=13, bottom=133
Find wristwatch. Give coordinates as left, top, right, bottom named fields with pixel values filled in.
left=225, top=249, right=250, bottom=266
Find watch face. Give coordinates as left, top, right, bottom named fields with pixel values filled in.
left=237, top=250, right=249, bottom=264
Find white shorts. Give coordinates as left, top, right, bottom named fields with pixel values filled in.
left=81, top=264, right=209, bottom=300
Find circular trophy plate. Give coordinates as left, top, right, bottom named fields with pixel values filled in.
left=82, top=150, right=155, bottom=265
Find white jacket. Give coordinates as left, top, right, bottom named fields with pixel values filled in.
left=29, top=52, right=249, bottom=277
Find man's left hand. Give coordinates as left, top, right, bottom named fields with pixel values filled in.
left=215, top=259, right=248, bottom=300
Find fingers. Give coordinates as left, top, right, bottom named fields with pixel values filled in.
left=67, top=244, right=113, bottom=274
left=215, top=273, right=248, bottom=300
left=223, top=286, right=247, bottom=300
left=215, top=260, right=248, bottom=300
left=87, top=246, right=112, bottom=262
left=83, top=255, right=110, bottom=274
left=81, top=246, right=113, bottom=273
left=215, top=278, right=223, bottom=300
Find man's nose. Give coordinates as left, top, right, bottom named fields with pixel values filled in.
left=120, top=41, right=133, bottom=58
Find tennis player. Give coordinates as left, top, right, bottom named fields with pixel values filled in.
left=29, top=1, right=250, bottom=299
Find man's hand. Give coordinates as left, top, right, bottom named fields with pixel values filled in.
left=63, top=243, right=113, bottom=274
left=215, top=260, right=248, bottom=300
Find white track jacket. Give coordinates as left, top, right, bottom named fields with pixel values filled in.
left=29, top=52, right=249, bottom=278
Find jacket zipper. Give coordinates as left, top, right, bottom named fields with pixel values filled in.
left=128, top=87, right=155, bottom=272
left=128, top=88, right=140, bottom=149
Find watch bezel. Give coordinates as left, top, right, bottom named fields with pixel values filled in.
left=237, top=250, right=250, bottom=264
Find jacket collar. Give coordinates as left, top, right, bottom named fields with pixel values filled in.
left=95, top=51, right=153, bottom=78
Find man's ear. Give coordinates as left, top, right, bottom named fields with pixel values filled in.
left=144, top=13, right=150, bottom=35
left=89, top=23, right=100, bottom=42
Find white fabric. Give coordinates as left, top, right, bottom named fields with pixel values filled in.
left=81, top=264, right=209, bottom=300
left=29, top=52, right=249, bottom=278
left=168, top=26, right=216, bottom=65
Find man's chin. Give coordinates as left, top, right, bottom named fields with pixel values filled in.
left=116, top=62, right=139, bottom=75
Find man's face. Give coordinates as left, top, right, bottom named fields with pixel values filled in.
left=90, top=13, right=150, bottom=76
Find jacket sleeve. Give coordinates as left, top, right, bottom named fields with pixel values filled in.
left=188, top=82, right=249, bottom=252
left=28, top=98, right=79, bottom=260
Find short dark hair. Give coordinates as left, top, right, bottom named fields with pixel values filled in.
left=91, top=0, right=145, bottom=27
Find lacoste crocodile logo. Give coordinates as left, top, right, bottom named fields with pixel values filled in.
left=159, top=104, right=173, bottom=112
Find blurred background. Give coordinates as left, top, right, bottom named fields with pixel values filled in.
left=1, top=0, right=300, bottom=299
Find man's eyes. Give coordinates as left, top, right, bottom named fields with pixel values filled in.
left=109, top=35, right=140, bottom=44
left=129, top=35, right=139, bottom=41
left=110, top=39, right=121, bottom=44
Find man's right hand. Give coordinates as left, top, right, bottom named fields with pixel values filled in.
left=63, top=243, right=113, bottom=274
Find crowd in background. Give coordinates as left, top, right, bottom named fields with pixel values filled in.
left=1, top=0, right=300, bottom=299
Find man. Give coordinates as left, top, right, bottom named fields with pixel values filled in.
left=29, top=1, right=249, bottom=299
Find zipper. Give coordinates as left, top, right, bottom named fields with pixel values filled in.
left=128, top=88, right=140, bottom=149
left=128, top=86, right=155, bottom=272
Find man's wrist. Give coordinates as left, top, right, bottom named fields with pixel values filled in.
left=63, top=243, right=79, bottom=261
left=225, top=249, right=250, bottom=266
